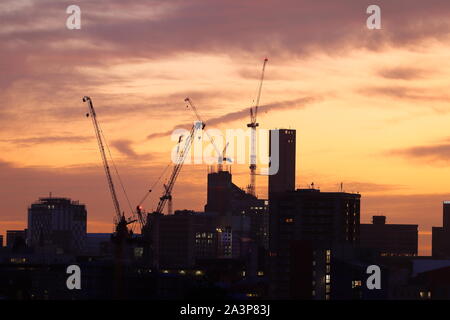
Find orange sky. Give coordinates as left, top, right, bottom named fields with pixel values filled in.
left=2, top=0, right=450, bottom=254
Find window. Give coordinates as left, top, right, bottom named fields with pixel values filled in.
left=326, top=274, right=331, bottom=284
left=352, top=280, right=362, bottom=288
left=326, top=250, right=331, bottom=264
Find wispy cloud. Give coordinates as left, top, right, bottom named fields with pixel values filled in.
left=359, top=85, right=449, bottom=102
left=0, top=135, right=92, bottom=146
left=377, top=66, right=429, bottom=80
left=386, top=139, right=450, bottom=165
left=147, top=96, right=319, bottom=139
left=111, top=139, right=152, bottom=160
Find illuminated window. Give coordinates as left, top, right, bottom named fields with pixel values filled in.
left=325, top=274, right=331, bottom=284
left=285, top=218, right=294, bottom=223
left=352, top=280, right=362, bottom=288
left=246, top=293, right=258, bottom=297
left=10, top=257, right=27, bottom=264
left=326, top=285, right=331, bottom=293
left=134, top=247, right=144, bottom=258
left=326, top=250, right=331, bottom=264
left=257, top=271, right=264, bottom=276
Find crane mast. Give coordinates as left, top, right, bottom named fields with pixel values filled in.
left=83, top=96, right=123, bottom=224
left=247, top=58, right=268, bottom=197
left=155, top=121, right=203, bottom=214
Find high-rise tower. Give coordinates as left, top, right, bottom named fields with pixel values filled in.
left=268, top=129, right=296, bottom=198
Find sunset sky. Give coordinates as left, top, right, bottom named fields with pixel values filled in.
left=2, top=0, right=450, bottom=254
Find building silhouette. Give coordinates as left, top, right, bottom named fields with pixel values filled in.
left=432, top=201, right=450, bottom=258
left=204, top=166, right=269, bottom=253
left=268, top=129, right=296, bottom=197
left=27, top=197, right=87, bottom=254
left=269, top=188, right=361, bottom=299
left=6, top=230, right=27, bottom=249
left=360, top=216, right=418, bottom=256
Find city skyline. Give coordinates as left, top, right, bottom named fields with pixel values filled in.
left=4, top=1, right=450, bottom=256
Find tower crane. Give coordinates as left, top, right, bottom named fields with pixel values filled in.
left=217, top=142, right=230, bottom=172
left=155, top=120, right=204, bottom=215
left=82, top=96, right=134, bottom=238
left=184, top=98, right=224, bottom=165
left=247, top=58, right=268, bottom=197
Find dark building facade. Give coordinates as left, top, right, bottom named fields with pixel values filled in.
left=204, top=168, right=269, bottom=251
left=360, top=216, right=418, bottom=256
left=6, top=230, right=26, bottom=249
left=268, top=129, right=296, bottom=197
left=148, top=210, right=219, bottom=269
left=27, top=197, right=87, bottom=254
left=269, top=188, right=361, bottom=300
left=432, top=201, right=450, bottom=258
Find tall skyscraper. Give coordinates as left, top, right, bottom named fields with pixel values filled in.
left=432, top=201, right=450, bottom=258
left=27, top=197, right=87, bottom=254
left=268, top=129, right=296, bottom=197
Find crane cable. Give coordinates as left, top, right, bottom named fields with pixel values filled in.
left=137, top=162, right=172, bottom=210
left=96, top=121, right=134, bottom=220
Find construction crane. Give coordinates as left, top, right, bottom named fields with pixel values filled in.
left=217, top=142, right=230, bottom=172
left=247, top=58, right=268, bottom=197
left=82, top=96, right=134, bottom=237
left=184, top=97, right=223, bottom=164
left=155, top=120, right=204, bottom=214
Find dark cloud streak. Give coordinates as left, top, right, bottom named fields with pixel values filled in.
left=147, top=96, right=319, bottom=139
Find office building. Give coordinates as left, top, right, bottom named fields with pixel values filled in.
left=6, top=230, right=26, bottom=249
left=269, top=188, right=361, bottom=299
left=148, top=210, right=219, bottom=269
left=360, top=216, right=418, bottom=256
left=27, top=197, right=87, bottom=254
left=432, top=201, right=450, bottom=258
left=268, top=129, right=296, bottom=197
left=204, top=167, right=269, bottom=251
left=85, top=233, right=112, bottom=256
